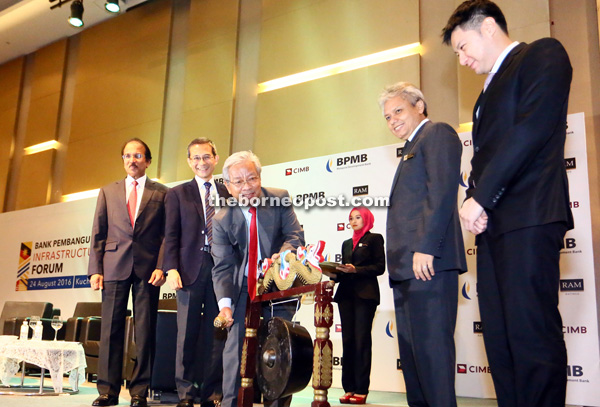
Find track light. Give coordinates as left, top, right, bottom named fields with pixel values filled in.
left=105, top=0, right=120, bottom=13
left=68, top=0, right=84, bottom=28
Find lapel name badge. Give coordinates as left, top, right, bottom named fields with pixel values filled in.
left=404, top=153, right=415, bottom=161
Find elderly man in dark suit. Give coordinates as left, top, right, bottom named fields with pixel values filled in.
left=164, top=138, right=230, bottom=407
left=88, top=138, right=168, bottom=407
left=381, top=82, right=467, bottom=407
left=211, top=150, right=304, bottom=407
left=442, top=1, right=573, bottom=406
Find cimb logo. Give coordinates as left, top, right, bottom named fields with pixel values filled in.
left=563, top=326, right=587, bottom=334
left=286, top=166, right=309, bottom=176
left=560, top=279, right=584, bottom=292
left=564, top=157, right=576, bottom=170
left=457, top=364, right=491, bottom=374
left=353, top=185, right=368, bottom=196
left=473, top=321, right=483, bottom=333
left=337, top=223, right=345, bottom=231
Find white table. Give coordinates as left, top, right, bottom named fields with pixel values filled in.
left=0, top=335, right=86, bottom=394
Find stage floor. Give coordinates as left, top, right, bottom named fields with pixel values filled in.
left=0, top=376, right=580, bottom=407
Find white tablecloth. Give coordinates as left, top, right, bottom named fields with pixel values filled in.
left=0, top=335, right=86, bottom=393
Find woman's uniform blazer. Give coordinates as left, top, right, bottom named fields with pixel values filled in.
left=333, top=232, right=385, bottom=305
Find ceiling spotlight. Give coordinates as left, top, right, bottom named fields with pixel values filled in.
left=68, top=0, right=84, bottom=28
left=105, top=0, right=120, bottom=13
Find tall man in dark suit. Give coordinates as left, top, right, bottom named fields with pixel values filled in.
left=164, top=138, right=230, bottom=407
left=442, top=1, right=573, bottom=406
left=381, top=82, right=467, bottom=407
left=88, top=138, right=168, bottom=407
left=211, top=151, right=304, bottom=407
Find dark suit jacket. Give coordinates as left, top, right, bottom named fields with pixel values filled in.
left=386, top=121, right=467, bottom=281
left=163, top=179, right=230, bottom=286
left=211, top=187, right=305, bottom=309
left=88, top=178, right=168, bottom=281
left=333, top=232, right=385, bottom=305
left=469, top=38, right=573, bottom=237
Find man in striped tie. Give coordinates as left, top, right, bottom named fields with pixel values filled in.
left=164, top=138, right=230, bottom=407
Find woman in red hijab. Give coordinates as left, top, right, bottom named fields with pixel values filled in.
left=334, top=207, right=385, bottom=404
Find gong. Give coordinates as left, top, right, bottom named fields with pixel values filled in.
left=256, top=317, right=313, bottom=400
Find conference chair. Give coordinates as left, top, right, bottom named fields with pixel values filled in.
left=1, top=301, right=53, bottom=336
left=64, top=301, right=103, bottom=342
left=149, top=298, right=178, bottom=398
left=81, top=308, right=133, bottom=382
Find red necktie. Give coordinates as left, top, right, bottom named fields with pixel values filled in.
left=128, top=180, right=138, bottom=228
left=248, top=206, right=258, bottom=301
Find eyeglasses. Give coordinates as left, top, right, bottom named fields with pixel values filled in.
left=190, top=155, right=214, bottom=163
left=228, top=176, right=260, bottom=188
left=122, top=153, right=144, bottom=160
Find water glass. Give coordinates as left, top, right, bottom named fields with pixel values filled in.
left=29, top=316, right=40, bottom=335
left=51, top=315, right=63, bottom=341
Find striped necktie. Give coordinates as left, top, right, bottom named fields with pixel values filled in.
left=204, top=182, right=214, bottom=246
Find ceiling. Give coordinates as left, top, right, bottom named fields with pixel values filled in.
left=0, top=0, right=149, bottom=65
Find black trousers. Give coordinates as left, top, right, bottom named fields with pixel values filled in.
left=477, top=222, right=568, bottom=407
left=221, top=279, right=296, bottom=407
left=336, top=296, right=377, bottom=394
left=175, top=268, right=225, bottom=402
left=392, top=271, right=458, bottom=407
left=98, top=272, right=160, bottom=397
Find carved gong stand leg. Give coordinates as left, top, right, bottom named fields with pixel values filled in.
left=237, top=281, right=335, bottom=407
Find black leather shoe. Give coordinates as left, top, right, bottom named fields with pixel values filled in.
left=130, top=395, right=147, bottom=407
left=92, top=394, right=119, bottom=406
left=177, top=400, right=194, bottom=407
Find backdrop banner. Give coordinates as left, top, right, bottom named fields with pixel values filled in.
left=0, top=113, right=596, bottom=405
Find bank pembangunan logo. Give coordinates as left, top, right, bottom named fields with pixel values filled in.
left=385, top=320, right=395, bottom=338
left=461, top=282, right=472, bottom=300
left=459, top=172, right=468, bottom=188
left=16, top=242, right=32, bottom=291
left=326, top=153, right=369, bottom=173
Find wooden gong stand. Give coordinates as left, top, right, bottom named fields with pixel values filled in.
left=237, top=280, right=335, bottom=407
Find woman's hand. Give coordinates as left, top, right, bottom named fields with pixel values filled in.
left=336, top=264, right=357, bottom=273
